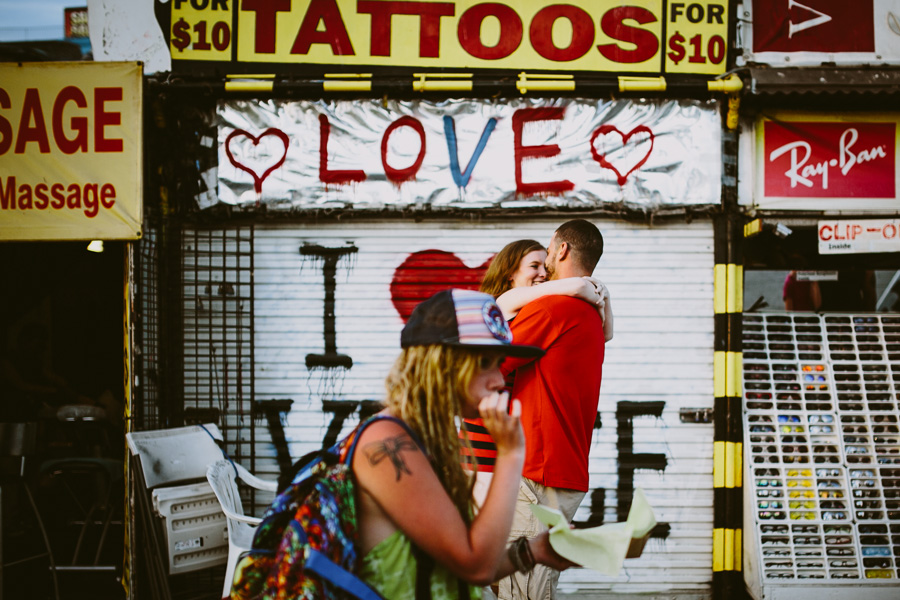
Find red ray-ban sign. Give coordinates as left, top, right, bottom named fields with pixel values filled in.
left=761, top=119, right=897, bottom=205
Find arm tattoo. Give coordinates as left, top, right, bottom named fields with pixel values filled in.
left=364, top=434, right=420, bottom=481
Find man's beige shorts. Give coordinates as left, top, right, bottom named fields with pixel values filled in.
left=497, top=479, right=584, bottom=600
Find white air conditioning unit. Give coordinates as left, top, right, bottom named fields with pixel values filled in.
left=127, top=423, right=231, bottom=574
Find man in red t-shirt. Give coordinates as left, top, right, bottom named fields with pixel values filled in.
left=497, top=219, right=606, bottom=600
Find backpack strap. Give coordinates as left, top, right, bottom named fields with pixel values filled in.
left=458, top=578, right=471, bottom=600
left=413, top=544, right=433, bottom=600
left=411, top=545, right=472, bottom=600
left=344, top=414, right=425, bottom=465
left=303, top=549, right=385, bottom=600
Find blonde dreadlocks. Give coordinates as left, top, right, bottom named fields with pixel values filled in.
left=383, top=344, right=487, bottom=523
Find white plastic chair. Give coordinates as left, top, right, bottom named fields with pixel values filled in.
left=206, top=460, right=278, bottom=599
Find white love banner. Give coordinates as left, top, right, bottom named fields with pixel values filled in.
left=215, top=98, right=721, bottom=212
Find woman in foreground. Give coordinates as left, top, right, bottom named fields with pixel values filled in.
left=352, top=289, right=575, bottom=599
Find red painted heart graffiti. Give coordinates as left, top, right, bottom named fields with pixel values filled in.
left=390, top=250, right=493, bottom=322
left=590, top=125, right=654, bottom=186
left=225, top=128, right=290, bottom=194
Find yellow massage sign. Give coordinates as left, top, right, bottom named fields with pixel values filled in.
left=166, top=0, right=729, bottom=75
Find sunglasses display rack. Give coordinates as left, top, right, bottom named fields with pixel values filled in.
left=743, top=313, right=900, bottom=598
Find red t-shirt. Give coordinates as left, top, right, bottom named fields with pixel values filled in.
left=502, top=296, right=605, bottom=492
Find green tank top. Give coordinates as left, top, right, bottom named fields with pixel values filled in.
left=358, top=531, right=482, bottom=600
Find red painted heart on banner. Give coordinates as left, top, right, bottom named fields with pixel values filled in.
left=589, top=125, right=655, bottom=186
left=224, top=128, right=290, bottom=194
left=391, top=250, right=493, bottom=322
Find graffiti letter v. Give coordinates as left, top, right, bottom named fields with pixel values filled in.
left=444, top=116, right=498, bottom=188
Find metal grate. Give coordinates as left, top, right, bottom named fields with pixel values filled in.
left=181, top=226, right=255, bottom=477
left=135, top=226, right=162, bottom=432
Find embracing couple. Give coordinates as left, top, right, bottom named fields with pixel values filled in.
left=462, top=219, right=613, bottom=600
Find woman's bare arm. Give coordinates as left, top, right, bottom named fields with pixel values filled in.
left=600, top=288, right=614, bottom=342
left=496, top=278, right=601, bottom=320
left=353, top=393, right=527, bottom=585
left=582, top=278, right=614, bottom=342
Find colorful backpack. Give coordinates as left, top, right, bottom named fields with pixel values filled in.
left=230, top=415, right=410, bottom=600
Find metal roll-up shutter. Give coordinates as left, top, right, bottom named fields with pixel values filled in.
left=199, top=216, right=715, bottom=597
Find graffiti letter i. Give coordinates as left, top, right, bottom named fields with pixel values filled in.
left=300, top=243, right=358, bottom=369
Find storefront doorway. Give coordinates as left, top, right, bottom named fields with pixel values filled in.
left=0, top=240, right=126, bottom=599
left=743, top=224, right=900, bottom=313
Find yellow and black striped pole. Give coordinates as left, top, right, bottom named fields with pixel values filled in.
left=713, top=215, right=744, bottom=598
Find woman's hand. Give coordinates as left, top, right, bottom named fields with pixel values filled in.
left=479, top=391, right=524, bottom=457
left=583, top=278, right=613, bottom=341
left=581, top=277, right=609, bottom=311
left=528, top=531, right=580, bottom=571
left=570, top=278, right=601, bottom=307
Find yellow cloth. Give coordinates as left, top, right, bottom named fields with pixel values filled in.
left=530, top=487, right=657, bottom=576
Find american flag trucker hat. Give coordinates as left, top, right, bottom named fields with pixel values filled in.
left=400, top=289, right=544, bottom=358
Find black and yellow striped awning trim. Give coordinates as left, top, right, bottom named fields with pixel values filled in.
left=215, top=73, right=744, bottom=95
left=712, top=216, right=744, bottom=591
